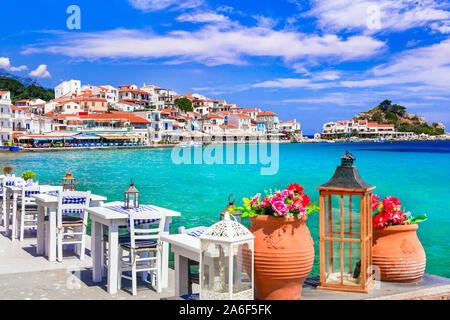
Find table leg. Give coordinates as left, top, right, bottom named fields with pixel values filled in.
left=92, top=220, right=103, bottom=283
left=48, top=206, right=56, bottom=262
left=107, top=224, right=119, bottom=294
left=11, top=193, right=17, bottom=240
left=5, top=191, right=10, bottom=237
left=161, top=217, right=172, bottom=288
left=174, top=253, right=189, bottom=296
left=36, top=204, right=45, bottom=255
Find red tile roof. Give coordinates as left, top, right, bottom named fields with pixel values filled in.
left=79, top=112, right=151, bottom=124
left=257, top=111, right=278, bottom=116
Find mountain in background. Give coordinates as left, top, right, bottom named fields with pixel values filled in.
left=0, top=68, right=41, bottom=87
left=353, top=99, right=446, bottom=135
left=0, top=76, right=54, bottom=103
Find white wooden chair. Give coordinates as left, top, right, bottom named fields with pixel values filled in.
left=18, top=184, right=40, bottom=241
left=118, top=212, right=164, bottom=296
left=0, top=175, right=25, bottom=226
left=1, top=175, right=22, bottom=226
left=45, top=191, right=91, bottom=262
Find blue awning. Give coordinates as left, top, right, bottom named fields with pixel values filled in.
left=32, top=137, right=73, bottom=142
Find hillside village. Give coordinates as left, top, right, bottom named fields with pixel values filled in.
left=0, top=79, right=301, bottom=147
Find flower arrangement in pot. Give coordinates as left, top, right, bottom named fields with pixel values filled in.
left=3, top=166, right=13, bottom=176
left=371, top=194, right=427, bottom=283
left=230, top=183, right=319, bottom=300
left=21, top=170, right=36, bottom=185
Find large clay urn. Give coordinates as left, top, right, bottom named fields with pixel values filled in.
left=248, top=214, right=314, bottom=300
left=372, top=224, right=426, bottom=283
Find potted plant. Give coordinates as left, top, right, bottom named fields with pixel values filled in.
left=231, top=184, right=319, bottom=300
left=3, top=166, right=13, bottom=176
left=21, top=170, right=36, bottom=184
left=371, top=194, right=427, bottom=283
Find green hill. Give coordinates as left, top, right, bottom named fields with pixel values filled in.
left=353, top=100, right=445, bottom=135
left=0, top=76, right=54, bottom=104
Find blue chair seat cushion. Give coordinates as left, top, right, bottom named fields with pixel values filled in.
left=44, top=215, right=83, bottom=225
left=120, top=239, right=158, bottom=252
left=16, top=204, right=38, bottom=211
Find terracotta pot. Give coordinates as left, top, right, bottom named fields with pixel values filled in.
left=248, top=215, right=314, bottom=300
left=372, top=223, right=426, bottom=283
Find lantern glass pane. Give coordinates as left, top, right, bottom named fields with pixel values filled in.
left=231, top=242, right=253, bottom=300
left=324, top=195, right=341, bottom=238
left=324, top=241, right=342, bottom=284
left=343, top=241, right=362, bottom=286
left=201, top=241, right=231, bottom=300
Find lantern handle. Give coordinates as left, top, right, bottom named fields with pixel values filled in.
left=228, top=193, right=235, bottom=205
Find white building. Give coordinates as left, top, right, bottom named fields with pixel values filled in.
left=0, top=91, right=12, bottom=143
left=55, top=80, right=81, bottom=99
left=280, top=120, right=301, bottom=132
left=228, top=113, right=252, bottom=132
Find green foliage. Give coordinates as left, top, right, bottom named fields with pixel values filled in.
left=174, top=97, right=193, bottom=112
left=405, top=212, right=428, bottom=224
left=398, top=122, right=444, bottom=135
left=21, top=170, right=36, bottom=180
left=0, top=77, right=54, bottom=103
left=385, top=111, right=398, bottom=123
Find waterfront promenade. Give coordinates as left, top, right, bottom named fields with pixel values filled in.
left=1, top=223, right=449, bottom=300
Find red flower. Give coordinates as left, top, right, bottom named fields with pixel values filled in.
left=287, top=183, right=305, bottom=194
left=301, top=194, right=310, bottom=207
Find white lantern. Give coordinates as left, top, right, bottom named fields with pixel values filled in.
left=199, top=212, right=255, bottom=300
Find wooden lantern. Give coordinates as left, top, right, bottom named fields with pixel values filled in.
left=220, top=194, right=243, bottom=224
left=316, top=151, right=375, bottom=293
left=124, top=179, right=139, bottom=209
left=62, top=170, right=76, bottom=191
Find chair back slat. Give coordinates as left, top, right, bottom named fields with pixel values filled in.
left=57, top=191, right=91, bottom=228
left=21, top=184, right=40, bottom=205
left=128, top=212, right=165, bottom=248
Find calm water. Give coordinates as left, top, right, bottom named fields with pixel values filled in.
left=1, top=141, right=449, bottom=277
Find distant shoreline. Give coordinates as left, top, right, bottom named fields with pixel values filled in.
left=3, top=137, right=448, bottom=153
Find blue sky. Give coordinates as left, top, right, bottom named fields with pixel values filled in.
left=1, top=0, right=449, bottom=134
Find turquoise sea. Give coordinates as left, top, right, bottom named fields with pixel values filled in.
left=1, top=141, right=449, bottom=278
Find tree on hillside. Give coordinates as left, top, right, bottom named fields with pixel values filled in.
left=377, top=99, right=406, bottom=116
left=174, top=97, right=193, bottom=112
left=0, top=76, right=54, bottom=103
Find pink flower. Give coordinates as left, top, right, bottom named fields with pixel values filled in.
left=257, top=197, right=269, bottom=209
left=272, top=201, right=289, bottom=216
left=249, top=194, right=260, bottom=207
left=281, top=189, right=295, bottom=199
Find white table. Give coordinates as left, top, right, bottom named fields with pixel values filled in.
left=160, top=234, right=201, bottom=297
left=86, top=201, right=181, bottom=294
left=4, top=185, right=63, bottom=240
left=32, top=193, right=107, bottom=262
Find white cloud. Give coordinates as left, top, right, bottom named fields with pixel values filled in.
left=431, top=20, right=450, bottom=33
left=306, top=0, right=450, bottom=33
left=128, top=0, right=203, bottom=12
left=340, top=39, right=450, bottom=90
left=253, top=15, right=278, bottom=29
left=176, top=11, right=232, bottom=25
left=253, top=78, right=328, bottom=89
left=0, top=57, right=27, bottom=72
left=24, top=27, right=385, bottom=67
left=29, top=64, right=51, bottom=78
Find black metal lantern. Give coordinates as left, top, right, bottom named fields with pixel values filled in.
left=124, top=179, right=139, bottom=209
left=316, top=151, right=376, bottom=293
left=220, top=194, right=242, bottom=224
left=62, top=170, right=76, bottom=191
